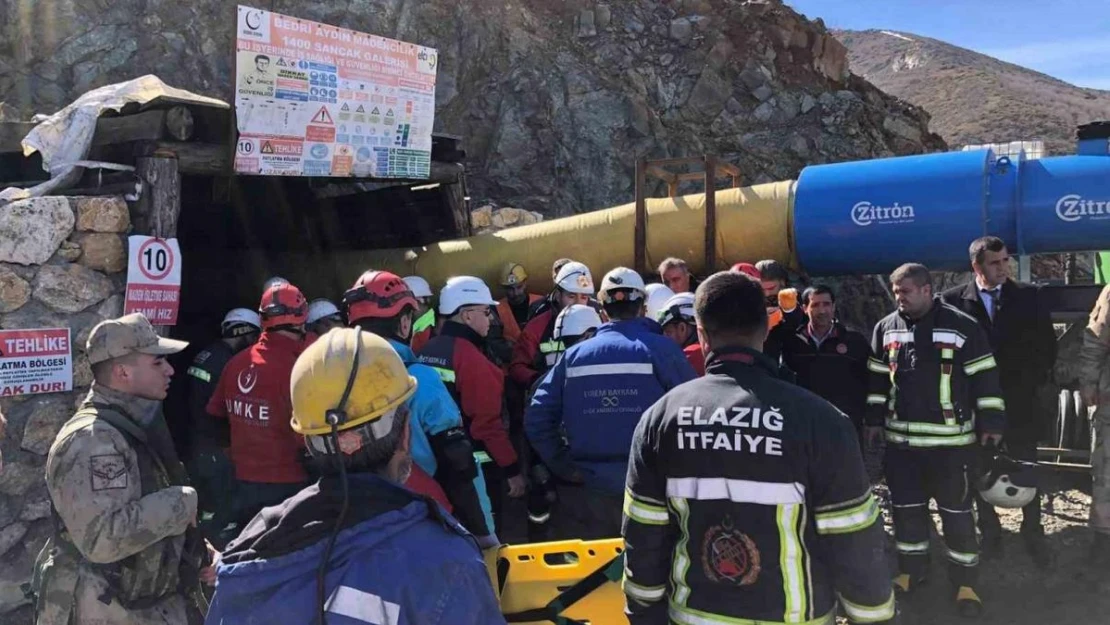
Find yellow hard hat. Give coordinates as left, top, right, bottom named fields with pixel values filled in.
left=290, top=328, right=417, bottom=436
left=500, top=262, right=528, bottom=287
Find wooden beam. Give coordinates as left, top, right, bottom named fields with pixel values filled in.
left=645, top=165, right=677, bottom=185
left=135, top=141, right=229, bottom=176
left=133, top=156, right=182, bottom=337
left=134, top=156, right=182, bottom=238
left=715, top=162, right=742, bottom=177
left=93, top=110, right=168, bottom=146
left=634, top=159, right=647, bottom=275
left=704, top=155, right=718, bottom=273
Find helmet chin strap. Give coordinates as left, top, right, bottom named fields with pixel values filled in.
left=316, top=329, right=364, bottom=625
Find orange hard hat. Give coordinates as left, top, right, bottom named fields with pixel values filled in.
left=343, top=270, right=418, bottom=323
left=259, top=283, right=308, bottom=330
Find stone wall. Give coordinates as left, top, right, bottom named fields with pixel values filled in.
left=0, top=195, right=129, bottom=621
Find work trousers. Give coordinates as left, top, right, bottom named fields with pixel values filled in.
left=885, top=446, right=979, bottom=587
left=976, top=426, right=1042, bottom=536
left=549, top=485, right=623, bottom=541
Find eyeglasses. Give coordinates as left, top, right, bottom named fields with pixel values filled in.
left=462, top=306, right=492, bottom=318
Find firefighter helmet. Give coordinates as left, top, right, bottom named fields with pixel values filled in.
left=500, top=262, right=529, bottom=287
left=554, top=261, right=594, bottom=295
left=553, top=304, right=602, bottom=342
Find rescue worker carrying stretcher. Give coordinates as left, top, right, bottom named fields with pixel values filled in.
left=205, top=329, right=505, bottom=625
left=865, top=263, right=1005, bottom=618
left=523, top=304, right=603, bottom=542
left=345, top=270, right=497, bottom=547
left=526, top=267, right=696, bottom=540
left=623, top=271, right=896, bottom=625
left=419, top=276, right=524, bottom=535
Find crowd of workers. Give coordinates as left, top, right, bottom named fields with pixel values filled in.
left=27, top=232, right=1110, bottom=625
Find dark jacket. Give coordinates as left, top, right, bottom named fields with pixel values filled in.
left=780, top=322, right=870, bottom=425
left=208, top=474, right=504, bottom=625
left=623, top=347, right=895, bottom=625
left=418, top=322, right=520, bottom=478
left=941, top=279, right=1056, bottom=425
left=867, top=298, right=1006, bottom=447
left=185, top=340, right=235, bottom=451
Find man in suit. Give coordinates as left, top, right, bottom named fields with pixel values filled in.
left=942, top=236, right=1057, bottom=567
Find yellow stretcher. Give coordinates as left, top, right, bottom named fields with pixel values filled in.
left=486, top=539, right=630, bottom=625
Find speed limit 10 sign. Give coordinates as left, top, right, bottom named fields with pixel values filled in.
left=124, top=236, right=183, bottom=325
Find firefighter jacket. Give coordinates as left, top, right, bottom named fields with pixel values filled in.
left=525, top=317, right=696, bottom=494
left=780, top=322, right=871, bottom=424
left=206, top=474, right=505, bottom=625
left=498, top=294, right=543, bottom=344
left=866, top=298, right=1006, bottom=447
left=418, top=321, right=520, bottom=478
left=390, top=338, right=493, bottom=538
left=206, top=331, right=308, bottom=484
left=623, top=347, right=895, bottom=625
left=185, top=339, right=234, bottom=451
left=510, top=307, right=560, bottom=388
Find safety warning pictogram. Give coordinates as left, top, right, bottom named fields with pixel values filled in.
left=356, top=104, right=366, bottom=113
left=261, top=141, right=275, bottom=154
left=341, top=103, right=350, bottom=111
left=313, top=106, right=333, bottom=124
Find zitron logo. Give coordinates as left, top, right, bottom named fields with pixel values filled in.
left=851, top=201, right=916, bottom=226
left=1055, top=194, right=1110, bottom=222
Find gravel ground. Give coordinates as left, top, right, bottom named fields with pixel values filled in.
left=861, top=445, right=1109, bottom=624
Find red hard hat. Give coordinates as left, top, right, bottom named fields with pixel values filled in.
left=731, top=262, right=761, bottom=280
left=259, top=283, right=308, bottom=330
left=343, top=270, right=418, bottom=323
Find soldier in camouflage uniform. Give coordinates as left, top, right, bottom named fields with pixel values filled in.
left=32, top=313, right=210, bottom=624
left=1080, top=284, right=1110, bottom=560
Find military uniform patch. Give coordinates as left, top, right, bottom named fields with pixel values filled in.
left=701, top=515, right=761, bottom=586
left=90, top=454, right=128, bottom=491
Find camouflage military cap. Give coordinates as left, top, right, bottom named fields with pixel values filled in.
left=86, top=313, right=188, bottom=365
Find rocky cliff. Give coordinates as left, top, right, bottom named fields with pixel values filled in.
left=2, top=0, right=943, bottom=215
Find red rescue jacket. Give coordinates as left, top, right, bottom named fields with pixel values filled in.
left=417, top=322, right=520, bottom=477
left=207, top=331, right=308, bottom=484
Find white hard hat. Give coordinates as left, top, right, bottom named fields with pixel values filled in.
left=307, top=299, right=342, bottom=325
left=598, top=267, right=646, bottom=304
left=658, top=292, right=696, bottom=327
left=553, top=304, right=603, bottom=341
left=439, top=276, right=498, bottom=315
left=402, top=276, right=433, bottom=299
left=554, top=261, right=595, bottom=295
left=222, top=308, right=261, bottom=332
left=977, top=455, right=1039, bottom=509
left=644, top=284, right=675, bottom=321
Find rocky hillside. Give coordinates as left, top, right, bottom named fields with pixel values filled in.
left=0, top=0, right=942, bottom=216
left=836, top=29, right=1110, bottom=154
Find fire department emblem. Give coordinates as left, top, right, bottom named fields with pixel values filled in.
left=701, top=516, right=761, bottom=586
left=836, top=342, right=848, bottom=354
left=576, top=274, right=591, bottom=289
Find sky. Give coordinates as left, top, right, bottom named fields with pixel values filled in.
left=786, top=0, right=1110, bottom=90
